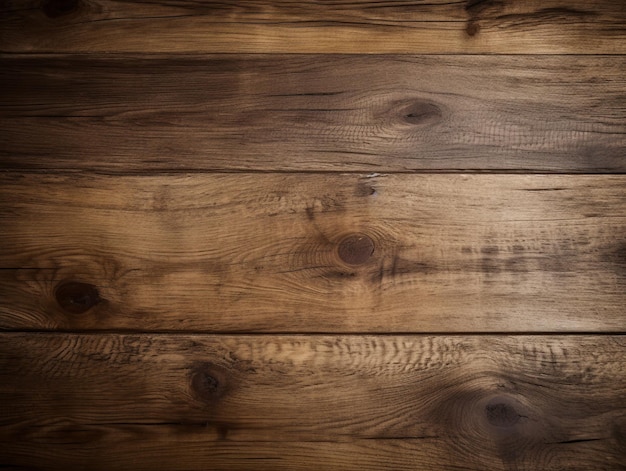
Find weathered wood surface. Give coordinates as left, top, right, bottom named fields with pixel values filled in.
left=0, top=334, right=624, bottom=470
left=1, top=173, right=624, bottom=332
left=1, top=0, right=625, bottom=468
left=1, top=0, right=625, bottom=54
left=1, top=54, right=625, bottom=173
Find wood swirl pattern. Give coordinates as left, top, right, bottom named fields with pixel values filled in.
left=0, top=334, right=624, bottom=470
left=1, top=173, right=624, bottom=332
left=1, top=55, right=624, bottom=172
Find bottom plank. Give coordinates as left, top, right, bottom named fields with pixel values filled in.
left=0, top=334, right=624, bottom=470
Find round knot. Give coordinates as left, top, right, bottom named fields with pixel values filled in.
left=190, top=362, right=229, bottom=402
left=55, top=281, right=100, bottom=314
left=485, top=396, right=522, bottom=428
left=337, top=234, right=375, bottom=265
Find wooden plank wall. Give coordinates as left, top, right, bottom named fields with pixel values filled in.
left=1, top=1, right=625, bottom=469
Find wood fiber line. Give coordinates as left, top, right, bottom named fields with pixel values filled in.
left=0, top=0, right=624, bottom=53
left=1, top=55, right=625, bottom=173
left=0, top=334, right=624, bottom=470
left=1, top=173, right=624, bottom=332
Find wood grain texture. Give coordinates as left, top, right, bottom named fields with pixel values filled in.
left=1, top=173, right=624, bottom=332
left=1, top=0, right=624, bottom=54
left=0, top=334, right=624, bottom=470
left=1, top=55, right=625, bottom=173
left=2, top=0, right=624, bottom=469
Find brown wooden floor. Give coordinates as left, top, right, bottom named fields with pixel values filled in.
left=1, top=1, right=625, bottom=470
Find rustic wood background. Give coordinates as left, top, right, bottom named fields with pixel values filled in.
left=1, top=1, right=625, bottom=469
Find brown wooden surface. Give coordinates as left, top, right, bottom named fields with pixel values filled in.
left=1, top=54, right=625, bottom=173
left=1, top=173, right=624, bottom=332
left=1, top=0, right=625, bottom=469
left=1, top=0, right=625, bottom=54
left=1, top=334, right=624, bottom=470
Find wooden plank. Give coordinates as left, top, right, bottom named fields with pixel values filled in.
left=1, top=55, right=625, bottom=173
left=1, top=173, right=624, bottom=332
left=0, top=0, right=624, bottom=54
left=0, top=334, right=624, bottom=470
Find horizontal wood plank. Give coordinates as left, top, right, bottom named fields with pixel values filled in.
left=0, top=0, right=624, bottom=54
left=1, top=55, right=624, bottom=173
left=1, top=173, right=624, bottom=332
left=0, top=334, right=624, bottom=470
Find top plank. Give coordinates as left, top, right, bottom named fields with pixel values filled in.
left=1, top=0, right=625, bottom=54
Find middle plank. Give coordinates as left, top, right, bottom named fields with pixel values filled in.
left=0, top=173, right=624, bottom=332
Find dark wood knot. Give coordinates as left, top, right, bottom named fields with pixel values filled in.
left=337, top=234, right=375, bottom=265
left=55, top=281, right=100, bottom=314
left=190, top=362, right=229, bottom=402
left=485, top=396, right=522, bottom=428
left=465, top=0, right=494, bottom=37
left=42, top=0, right=79, bottom=18
left=466, top=21, right=481, bottom=37
left=402, top=101, right=443, bottom=125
